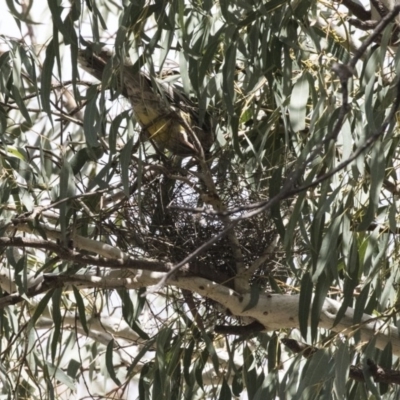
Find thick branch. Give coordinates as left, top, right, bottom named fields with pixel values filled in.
left=2, top=268, right=399, bottom=357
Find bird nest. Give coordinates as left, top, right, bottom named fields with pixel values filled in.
left=106, top=159, right=287, bottom=289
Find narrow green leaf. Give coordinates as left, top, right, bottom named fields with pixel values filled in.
left=218, top=378, right=232, bottom=400
left=269, top=167, right=285, bottom=240
left=334, top=342, right=349, bottom=399
left=59, top=159, right=75, bottom=199
left=41, top=41, right=55, bottom=122
left=201, top=329, right=219, bottom=373
left=199, top=28, right=224, bottom=84
left=243, top=345, right=257, bottom=399
left=67, top=359, right=81, bottom=380
left=83, top=85, right=100, bottom=147
left=152, top=369, right=162, bottom=400
left=242, top=284, right=260, bottom=312
left=358, top=141, right=385, bottom=231
left=14, top=253, right=27, bottom=294
left=253, top=376, right=269, bottom=400
left=294, top=349, right=331, bottom=400
left=156, top=327, right=172, bottom=374
left=51, top=289, right=62, bottom=362
left=120, top=137, right=133, bottom=196
left=72, top=286, right=89, bottom=335
left=333, top=251, right=359, bottom=327
left=166, top=336, right=182, bottom=377
left=222, top=42, right=237, bottom=116
left=267, top=334, right=280, bottom=372
left=183, top=339, right=195, bottom=385
left=27, top=289, right=55, bottom=331
left=11, top=85, right=32, bottom=126
left=353, top=284, right=370, bottom=344
left=87, top=160, right=117, bottom=191
left=128, top=319, right=150, bottom=340
left=232, top=372, right=243, bottom=397
left=59, top=159, right=75, bottom=242
left=313, top=216, right=341, bottom=282
left=92, top=0, right=108, bottom=30
left=194, top=349, right=207, bottom=389
left=379, top=341, right=392, bottom=394
left=109, top=110, right=130, bottom=154
left=311, top=273, right=331, bottom=343
left=299, top=272, right=312, bottom=340
left=106, top=339, right=121, bottom=386
left=69, top=146, right=104, bottom=176
left=138, top=363, right=151, bottom=399
left=45, top=360, right=75, bottom=390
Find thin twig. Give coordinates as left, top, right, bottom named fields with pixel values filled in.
left=0, top=236, right=169, bottom=272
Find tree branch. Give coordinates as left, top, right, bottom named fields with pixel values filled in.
left=3, top=267, right=399, bottom=356
left=0, top=236, right=169, bottom=272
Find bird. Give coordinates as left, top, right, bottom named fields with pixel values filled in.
left=77, top=42, right=213, bottom=157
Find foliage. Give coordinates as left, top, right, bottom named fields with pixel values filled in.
left=1, top=0, right=400, bottom=398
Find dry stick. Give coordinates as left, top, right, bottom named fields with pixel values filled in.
left=4, top=185, right=119, bottom=227
left=5, top=80, right=92, bottom=104
left=0, top=101, right=84, bottom=126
